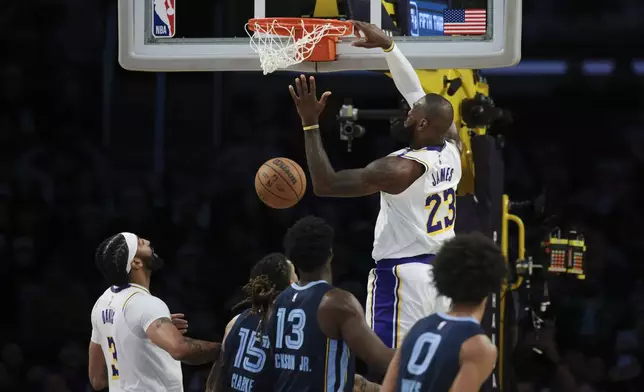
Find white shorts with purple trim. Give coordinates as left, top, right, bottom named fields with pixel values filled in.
left=365, top=254, right=452, bottom=348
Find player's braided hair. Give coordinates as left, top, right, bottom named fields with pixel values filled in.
left=433, top=232, right=507, bottom=306
left=283, top=215, right=334, bottom=273
left=95, top=234, right=131, bottom=286
left=239, top=253, right=291, bottom=333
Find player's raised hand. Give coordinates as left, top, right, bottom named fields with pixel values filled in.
left=351, top=20, right=393, bottom=50
left=289, top=75, right=332, bottom=127
left=171, top=313, right=189, bottom=334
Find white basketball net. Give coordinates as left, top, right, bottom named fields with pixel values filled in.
left=246, top=19, right=351, bottom=75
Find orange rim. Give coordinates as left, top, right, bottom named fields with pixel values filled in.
left=247, top=18, right=354, bottom=36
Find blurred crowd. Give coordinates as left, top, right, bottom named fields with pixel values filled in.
left=2, top=0, right=644, bottom=392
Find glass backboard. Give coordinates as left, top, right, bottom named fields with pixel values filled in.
left=118, top=0, right=521, bottom=72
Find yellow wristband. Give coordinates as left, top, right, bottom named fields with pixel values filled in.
left=303, top=124, right=320, bottom=131
left=383, top=41, right=395, bottom=53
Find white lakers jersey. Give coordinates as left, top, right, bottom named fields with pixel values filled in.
left=90, top=284, right=183, bottom=392
left=372, top=141, right=462, bottom=261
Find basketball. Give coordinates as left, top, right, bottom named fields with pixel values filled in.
left=255, top=158, right=307, bottom=209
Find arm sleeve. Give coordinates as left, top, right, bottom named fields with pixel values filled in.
left=383, top=45, right=426, bottom=107
left=124, top=294, right=172, bottom=333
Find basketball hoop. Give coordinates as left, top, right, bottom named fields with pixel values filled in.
left=245, top=18, right=354, bottom=75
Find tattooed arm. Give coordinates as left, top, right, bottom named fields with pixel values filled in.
left=289, top=75, right=424, bottom=198
left=147, top=318, right=221, bottom=365
left=125, top=293, right=220, bottom=366
left=304, top=130, right=424, bottom=197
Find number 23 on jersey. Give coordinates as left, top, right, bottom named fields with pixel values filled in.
left=425, top=188, right=456, bottom=236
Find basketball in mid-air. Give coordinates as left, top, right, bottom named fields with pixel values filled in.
left=255, top=158, right=307, bottom=209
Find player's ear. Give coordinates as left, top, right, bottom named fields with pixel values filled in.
left=130, top=258, right=144, bottom=270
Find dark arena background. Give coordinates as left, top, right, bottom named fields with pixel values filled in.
left=2, top=0, right=644, bottom=391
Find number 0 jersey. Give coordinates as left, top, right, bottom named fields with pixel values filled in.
left=90, top=284, right=183, bottom=392
left=372, top=142, right=462, bottom=261
left=396, top=313, right=485, bottom=392
left=269, top=281, right=356, bottom=392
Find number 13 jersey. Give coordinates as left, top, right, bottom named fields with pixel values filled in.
left=269, top=281, right=356, bottom=392
left=372, top=142, right=462, bottom=262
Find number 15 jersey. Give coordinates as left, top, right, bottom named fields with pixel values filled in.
left=221, top=309, right=272, bottom=392
left=269, top=280, right=356, bottom=392
left=372, top=142, right=462, bottom=261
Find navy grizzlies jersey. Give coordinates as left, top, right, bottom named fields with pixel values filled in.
left=270, top=281, right=355, bottom=392
left=397, top=313, right=485, bottom=392
left=222, top=309, right=272, bottom=392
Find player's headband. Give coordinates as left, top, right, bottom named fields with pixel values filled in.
left=120, top=232, right=138, bottom=274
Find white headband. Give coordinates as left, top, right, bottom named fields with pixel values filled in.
left=120, top=232, right=138, bottom=273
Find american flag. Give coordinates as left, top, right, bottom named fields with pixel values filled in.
left=443, top=9, right=487, bottom=36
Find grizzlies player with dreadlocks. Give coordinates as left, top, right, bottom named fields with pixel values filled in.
left=205, top=253, right=297, bottom=392
left=89, top=233, right=221, bottom=392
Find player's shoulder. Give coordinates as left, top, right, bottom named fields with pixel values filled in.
left=123, top=290, right=166, bottom=312
left=226, top=314, right=242, bottom=331
left=318, top=287, right=362, bottom=316
left=460, top=334, right=497, bottom=364
left=387, top=147, right=411, bottom=157
left=224, top=313, right=243, bottom=343
left=444, top=139, right=462, bottom=156
left=390, top=147, right=430, bottom=163
left=370, top=153, right=426, bottom=184
left=392, top=146, right=447, bottom=170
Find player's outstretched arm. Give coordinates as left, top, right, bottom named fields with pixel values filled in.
left=352, top=22, right=462, bottom=152
left=380, top=348, right=402, bottom=392
left=309, top=155, right=423, bottom=197
left=147, top=317, right=222, bottom=366
left=318, top=289, right=394, bottom=375
left=352, top=21, right=425, bottom=107
left=450, top=335, right=498, bottom=392
left=125, top=294, right=221, bottom=366
left=289, top=75, right=423, bottom=197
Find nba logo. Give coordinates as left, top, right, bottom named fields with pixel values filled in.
left=152, top=0, right=175, bottom=38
